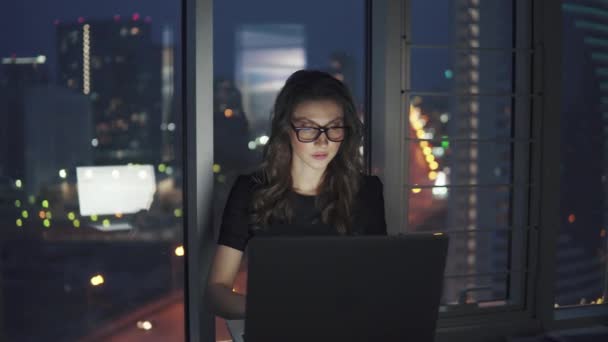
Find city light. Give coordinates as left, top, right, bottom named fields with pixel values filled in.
left=411, top=188, right=422, bottom=194
left=136, top=320, right=152, bottom=331
left=2, top=56, right=47, bottom=65
left=73, top=219, right=81, bottom=228
left=90, top=274, right=104, bottom=286
left=21, top=210, right=28, bottom=219
left=432, top=147, right=445, bottom=157
left=440, top=113, right=449, bottom=123
left=248, top=141, right=257, bottom=150
left=91, top=138, right=99, bottom=147
left=14, top=200, right=21, bottom=208
left=91, top=214, right=98, bottom=222
left=213, top=164, right=221, bottom=173
left=46, top=211, right=53, bottom=220
left=42, top=200, right=49, bottom=208
left=111, top=169, right=120, bottom=179
left=39, top=211, right=46, bottom=219
left=83, top=24, right=91, bottom=95
left=174, top=208, right=183, bottom=217
left=224, top=108, right=234, bottom=118
left=68, top=212, right=76, bottom=221
left=59, top=169, right=67, bottom=179
left=158, top=164, right=167, bottom=173
left=102, top=219, right=110, bottom=227
left=15, top=179, right=22, bottom=188
left=259, top=135, right=269, bottom=145
left=175, top=246, right=185, bottom=256
left=16, top=219, right=23, bottom=227
left=167, top=122, right=176, bottom=131
left=43, top=219, right=51, bottom=228
left=568, top=214, right=576, bottom=224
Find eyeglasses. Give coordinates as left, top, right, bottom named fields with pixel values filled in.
left=290, top=123, right=347, bottom=143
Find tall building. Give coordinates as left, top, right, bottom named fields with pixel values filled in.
left=56, top=15, right=163, bottom=165
left=235, top=24, right=306, bottom=136
left=444, top=1, right=514, bottom=304
left=0, top=56, right=49, bottom=179
left=558, top=1, right=607, bottom=306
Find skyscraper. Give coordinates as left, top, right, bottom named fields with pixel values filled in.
left=56, top=15, right=163, bottom=165
left=0, top=56, right=49, bottom=179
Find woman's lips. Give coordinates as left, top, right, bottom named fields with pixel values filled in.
left=312, top=153, right=328, bottom=160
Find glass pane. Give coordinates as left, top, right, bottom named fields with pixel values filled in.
left=407, top=186, right=515, bottom=231
left=441, top=229, right=511, bottom=276
left=407, top=140, right=517, bottom=187
left=406, top=95, right=525, bottom=140
left=409, top=0, right=515, bottom=49
left=213, top=0, right=367, bottom=340
left=410, top=48, right=514, bottom=94
left=558, top=1, right=608, bottom=310
left=0, top=3, right=184, bottom=341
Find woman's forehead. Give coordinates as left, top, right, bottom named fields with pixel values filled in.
left=292, top=99, right=343, bottom=124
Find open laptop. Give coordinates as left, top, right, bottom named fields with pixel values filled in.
left=242, top=234, right=449, bottom=342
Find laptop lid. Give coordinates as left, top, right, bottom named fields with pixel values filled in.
left=245, top=234, right=448, bottom=342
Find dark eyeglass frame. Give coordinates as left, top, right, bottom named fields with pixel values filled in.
left=290, top=123, right=348, bottom=143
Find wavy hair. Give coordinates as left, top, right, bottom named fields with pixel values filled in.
left=251, top=70, right=364, bottom=234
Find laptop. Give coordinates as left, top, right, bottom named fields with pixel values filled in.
left=243, top=234, right=449, bottom=342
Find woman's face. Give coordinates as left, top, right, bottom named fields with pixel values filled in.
left=289, top=99, right=344, bottom=173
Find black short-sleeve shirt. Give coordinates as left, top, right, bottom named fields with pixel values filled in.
left=217, top=174, right=387, bottom=251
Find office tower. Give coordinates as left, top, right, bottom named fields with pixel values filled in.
left=56, top=14, right=162, bottom=165
left=559, top=1, right=607, bottom=306
left=0, top=56, right=49, bottom=179
left=235, top=24, right=306, bottom=136
left=444, top=1, right=513, bottom=304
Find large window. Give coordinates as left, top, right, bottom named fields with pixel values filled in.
left=0, top=1, right=185, bottom=340
left=404, top=0, right=532, bottom=312
left=558, top=0, right=608, bottom=315
left=211, top=0, right=367, bottom=339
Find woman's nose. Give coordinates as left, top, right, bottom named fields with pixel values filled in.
left=314, top=132, right=329, bottom=146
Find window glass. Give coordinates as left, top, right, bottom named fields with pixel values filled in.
left=213, top=0, right=366, bottom=339
left=0, top=2, right=184, bottom=340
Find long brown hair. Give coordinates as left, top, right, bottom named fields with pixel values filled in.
left=251, top=70, right=364, bottom=234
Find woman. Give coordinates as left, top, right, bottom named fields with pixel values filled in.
left=206, top=69, right=387, bottom=319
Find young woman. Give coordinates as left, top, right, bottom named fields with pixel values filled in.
left=206, top=69, right=387, bottom=319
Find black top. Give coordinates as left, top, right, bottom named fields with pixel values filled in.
left=218, top=173, right=387, bottom=251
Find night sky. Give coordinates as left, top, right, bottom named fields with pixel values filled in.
left=1, top=0, right=449, bottom=92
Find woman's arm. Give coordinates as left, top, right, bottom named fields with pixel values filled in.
left=206, top=245, right=247, bottom=319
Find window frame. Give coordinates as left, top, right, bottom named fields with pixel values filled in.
left=369, top=0, right=608, bottom=341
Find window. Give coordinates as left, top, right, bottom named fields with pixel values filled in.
left=0, top=2, right=185, bottom=340
left=557, top=0, right=608, bottom=316
left=403, top=0, right=532, bottom=312
left=212, top=0, right=368, bottom=339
